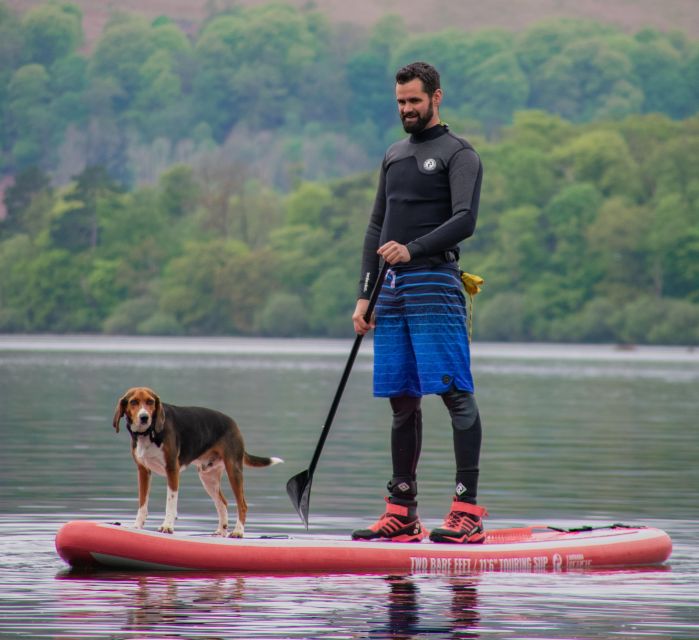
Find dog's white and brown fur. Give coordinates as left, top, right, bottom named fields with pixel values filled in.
left=112, top=387, right=282, bottom=537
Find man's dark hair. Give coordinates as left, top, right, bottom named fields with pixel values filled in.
left=395, top=62, right=441, bottom=96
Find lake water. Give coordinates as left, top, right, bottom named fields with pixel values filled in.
left=1, top=336, right=698, bottom=639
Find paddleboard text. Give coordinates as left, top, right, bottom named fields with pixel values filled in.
left=409, top=553, right=592, bottom=574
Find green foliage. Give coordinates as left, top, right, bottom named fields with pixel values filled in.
left=1, top=109, right=698, bottom=343
left=158, top=165, right=199, bottom=219
left=614, top=296, right=699, bottom=345
left=1, top=166, right=52, bottom=234
left=88, top=15, right=156, bottom=106
left=2, top=3, right=698, bottom=184
left=285, top=182, right=333, bottom=227
left=308, top=266, right=357, bottom=337
left=255, top=292, right=309, bottom=336
left=6, top=63, right=54, bottom=167
left=194, top=3, right=326, bottom=135
left=20, top=2, right=83, bottom=67
left=477, top=292, right=528, bottom=342
left=0, top=3, right=698, bottom=344
left=17, top=249, right=100, bottom=331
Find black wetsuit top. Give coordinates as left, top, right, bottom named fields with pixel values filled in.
left=359, top=123, right=483, bottom=298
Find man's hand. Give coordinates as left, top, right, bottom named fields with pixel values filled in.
left=352, top=298, right=373, bottom=335
left=378, top=241, right=411, bottom=265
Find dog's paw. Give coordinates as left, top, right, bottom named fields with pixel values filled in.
left=227, top=530, right=244, bottom=538
left=158, top=524, right=175, bottom=534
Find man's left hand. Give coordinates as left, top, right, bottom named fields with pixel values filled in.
left=378, top=241, right=411, bottom=265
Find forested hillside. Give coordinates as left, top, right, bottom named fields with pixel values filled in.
left=1, top=2, right=698, bottom=344
left=9, top=0, right=699, bottom=47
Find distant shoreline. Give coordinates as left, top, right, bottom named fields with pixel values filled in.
left=0, top=334, right=696, bottom=363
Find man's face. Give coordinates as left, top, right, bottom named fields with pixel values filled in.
left=396, top=78, right=442, bottom=133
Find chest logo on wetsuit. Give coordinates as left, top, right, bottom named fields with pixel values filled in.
left=423, top=158, right=437, bottom=171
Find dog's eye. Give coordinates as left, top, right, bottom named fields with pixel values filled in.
left=146, top=399, right=155, bottom=405
left=129, top=399, right=138, bottom=405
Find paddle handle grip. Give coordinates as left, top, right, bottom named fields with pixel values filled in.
left=307, top=261, right=389, bottom=475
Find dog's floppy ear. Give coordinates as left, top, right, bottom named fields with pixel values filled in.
left=112, top=391, right=130, bottom=433
left=153, top=391, right=166, bottom=434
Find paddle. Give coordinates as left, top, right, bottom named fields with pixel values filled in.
left=286, top=260, right=390, bottom=527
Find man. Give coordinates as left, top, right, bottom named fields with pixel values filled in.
left=351, top=61, right=487, bottom=544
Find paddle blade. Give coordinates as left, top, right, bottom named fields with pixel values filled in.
left=286, top=469, right=312, bottom=528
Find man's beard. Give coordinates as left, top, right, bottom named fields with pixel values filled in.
left=401, top=102, right=434, bottom=133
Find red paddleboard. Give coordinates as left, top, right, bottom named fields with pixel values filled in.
left=55, top=521, right=671, bottom=574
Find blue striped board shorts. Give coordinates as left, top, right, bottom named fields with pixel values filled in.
left=372, top=264, right=474, bottom=398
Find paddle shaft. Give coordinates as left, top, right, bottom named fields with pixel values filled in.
left=306, top=261, right=389, bottom=477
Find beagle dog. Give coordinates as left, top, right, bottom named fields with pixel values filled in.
left=112, top=387, right=282, bottom=537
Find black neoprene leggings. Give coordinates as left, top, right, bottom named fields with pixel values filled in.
left=389, top=391, right=481, bottom=504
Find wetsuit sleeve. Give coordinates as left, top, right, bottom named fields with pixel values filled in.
left=358, top=163, right=387, bottom=299
left=406, top=148, right=482, bottom=260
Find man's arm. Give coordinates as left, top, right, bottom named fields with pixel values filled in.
left=358, top=163, right=387, bottom=299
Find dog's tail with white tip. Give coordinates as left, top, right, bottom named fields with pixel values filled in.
left=244, top=452, right=284, bottom=467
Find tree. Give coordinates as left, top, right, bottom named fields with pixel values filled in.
left=49, top=53, right=87, bottom=123
left=18, top=248, right=99, bottom=331
left=345, top=49, right=393, bottom=129
left=255, top=291, right=308, bottom=336
left=309, top=266, right=355, bottom=336
left=129, top=22, right=194, bottom=139
left=465, top=52, right=529, bottom=130
left=88, top=16, right=156, bottom=109
left=477, top=292, right=528, bottom=341
left=20, top=2, right=82, bottom=67
left=49, top=166, right=121, bottom=251
left=490, top=143, right=557, bottom=208
left=614, top=296, right=699, bottom=345
left=531, top=38, right=642, bottom=121
left=2, top=165, right=51, bottom=229
left=6, top=63, right=55, bottom=166
left=0, top=4, right=24, bottom=157
left=631, top=29, right=694, bottom=118
left=345, top=15, right=407, bottom=132
left=392, top=28, right=512, bottom=107
left=515, top=18, right=613, bottom=76
left=492, top=204, right=548, bottom=287
left=194, top=156, right=248, bottom=237
left=586, top=196, right=654, bottom=301
left=158, top=239, right=276, bottom=334
left=268, top=223, right=333, bottom=293
left=502, top=110, right=574, bottom=152
left=227, top=179, right=283, bottom=248
left=194, top=4, right=325, bottom=135
left=647, top=133, right=699, bottom=200
left=158, top=164, right=200, bottom=219
left=285, top=181, right=333, bottom=227
left=0, top=233, right=32, bottom=330
left=543, top=182, right=603, bottom=288
left=158, top=239, right=242, bottom=334
left=647, top=193, right=699, bottom=298
left=133, top=50, right=182, bottom=112
left=554, top=129, right=643, bottom=199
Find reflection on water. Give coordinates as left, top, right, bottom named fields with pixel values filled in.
left=50, top=570, right=481, bottom=640
left=3, top=543, right=691, bottom=640
left=1, top=337, right=698, bottom=639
